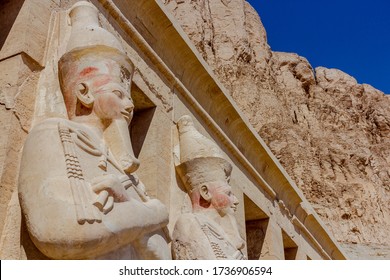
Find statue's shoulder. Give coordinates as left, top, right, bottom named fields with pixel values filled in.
left=173, top=213, right=204, bottom=237
left=29, top=118, right=72, bottom=133
left=23, top=118, right=75, bottom=155
left=174, top=212, right=197, bottom=226
left=26, top=118, right=78, bottom=143
left=172, top=213, right=217, bottom=259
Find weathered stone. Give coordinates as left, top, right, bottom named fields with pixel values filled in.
left=164, top=0, right=390, bottom=259
left=18, top=1, right=170, bottom=259
left=172, top=115, right=246, bottom=260
left=0, top=0, right=349, bottom=260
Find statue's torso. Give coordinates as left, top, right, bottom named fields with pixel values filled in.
left=173, top=213, right=246, bottom=260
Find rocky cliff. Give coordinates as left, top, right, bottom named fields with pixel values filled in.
left=162, top=0, right=390, bottom=259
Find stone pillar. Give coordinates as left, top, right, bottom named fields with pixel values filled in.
left=295, top=245, right=307, bottom=260
left=0, top=0, right=57, bottom=259
left=259, top=219, right=284, bottom=260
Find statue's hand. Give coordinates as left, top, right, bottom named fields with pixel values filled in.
left=144, top=199, right=169, bottom=226
left=91, top=174, right=129, bottom=213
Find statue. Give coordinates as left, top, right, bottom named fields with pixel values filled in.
left=18, top=1, right=170, bottom=259
left=172, top=115, right=247, bottom=260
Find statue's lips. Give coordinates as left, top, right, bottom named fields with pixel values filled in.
left=120, top=110, right=131, bottom=122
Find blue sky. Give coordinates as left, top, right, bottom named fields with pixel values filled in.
left=247, top=0, right=390, bottom=94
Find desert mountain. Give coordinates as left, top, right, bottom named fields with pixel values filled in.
left=163, top=0, right=390, bottom=259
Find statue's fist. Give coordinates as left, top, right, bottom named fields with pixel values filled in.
left=91, top=174, right=129, bottom=213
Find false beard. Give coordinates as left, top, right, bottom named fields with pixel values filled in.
left=103, top=118, right=140, bottom=173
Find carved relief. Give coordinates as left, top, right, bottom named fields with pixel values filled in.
left=18, top=1, right=169, bottom=259
left=172, top=115, right=246, bottom=260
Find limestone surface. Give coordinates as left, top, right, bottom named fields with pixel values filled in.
left=173, top=115, right=246, bottom=260
left=18, top=1, right=170, bottom=259
left=163, top=0, right=390, bottom=259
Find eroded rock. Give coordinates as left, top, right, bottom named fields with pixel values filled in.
left=164, top=0, right=390, bottom=259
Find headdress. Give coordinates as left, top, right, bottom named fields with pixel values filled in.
left=176, top=115, right=232, bottom=192
left=58, top=1, right=134, bottom=111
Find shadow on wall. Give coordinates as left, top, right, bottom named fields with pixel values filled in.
left=129, top=83, right=156, bottom=158
left=0, top=0, right=25, bottom=50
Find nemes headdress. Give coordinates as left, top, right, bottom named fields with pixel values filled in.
left=176, top=115, right=233, bottom=192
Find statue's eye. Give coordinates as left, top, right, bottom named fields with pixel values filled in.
left=113, top=90, right=123, bottom=98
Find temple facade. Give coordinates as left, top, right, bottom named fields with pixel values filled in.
left=0, top=0, right=346, bottom=260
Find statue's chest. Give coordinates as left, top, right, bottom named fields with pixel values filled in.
left=196, top=217, right=244, bottom=260
left=59, top=125, right=124, bottom=181
left=74, top=141, right=123, bottom=181
left=202, top=225, right=237, bottom=259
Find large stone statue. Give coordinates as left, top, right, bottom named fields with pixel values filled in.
left=172, top=115, right=246, bottom=259
left=18, top=2, right=169, bottom=259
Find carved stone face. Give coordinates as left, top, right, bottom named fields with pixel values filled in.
left=75, top=59, right=134, bottom=124
left=59, top=46, right=134, bottom=123
left=204, top=181, right=239, bottom=216
left=89, top=75, right=134, bottom=124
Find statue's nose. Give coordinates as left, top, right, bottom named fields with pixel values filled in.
left=124, top=98, right=134, bottom=112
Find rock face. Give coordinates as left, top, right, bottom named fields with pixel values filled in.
left=163, top=0, right=390, bottom=259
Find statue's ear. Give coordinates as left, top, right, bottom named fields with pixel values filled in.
left=200, top=185, right=212, bottom=202
left=75, top=82, right=94, bottom=108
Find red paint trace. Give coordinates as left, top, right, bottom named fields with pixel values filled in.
left=80, top=67, right=99, bottom=77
